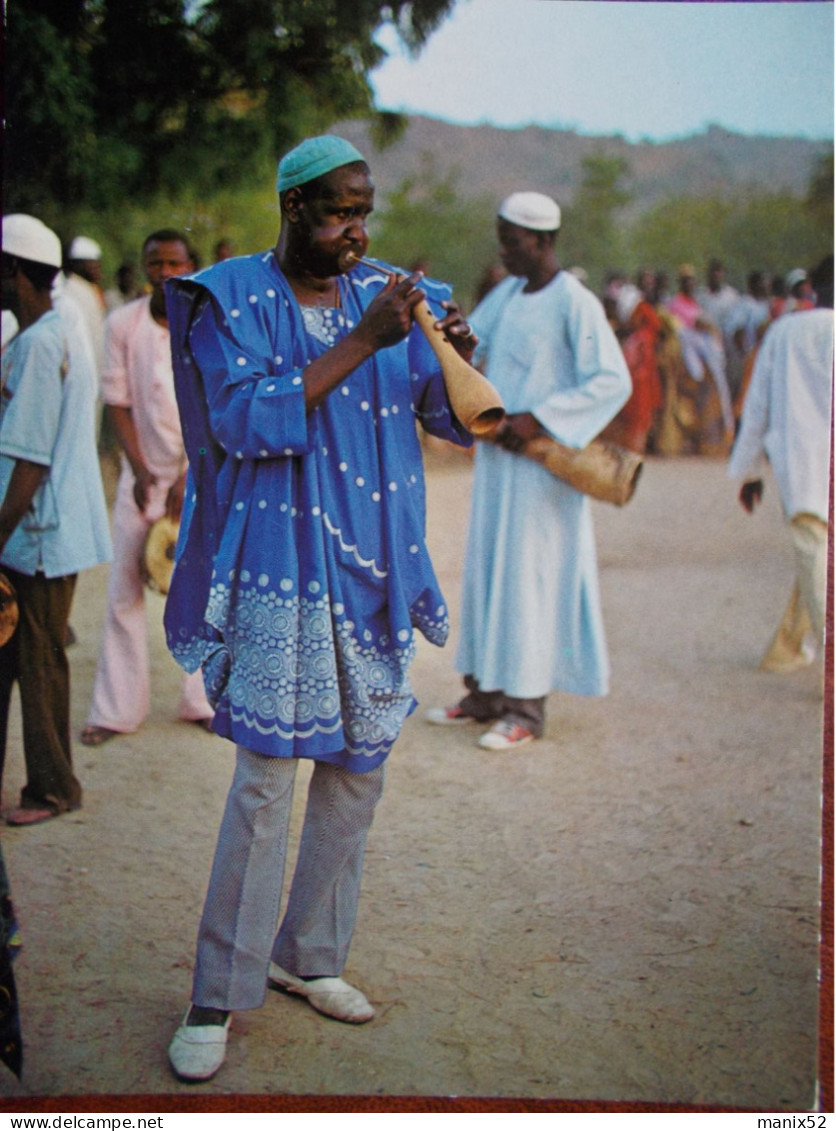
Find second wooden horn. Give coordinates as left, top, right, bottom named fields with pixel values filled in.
left=352, top=257, right=505, bottom=436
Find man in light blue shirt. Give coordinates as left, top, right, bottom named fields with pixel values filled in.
left=0, top=214, right=111, bottom=826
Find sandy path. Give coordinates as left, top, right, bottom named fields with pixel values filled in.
left=0, top=451, right=826, bottom=1110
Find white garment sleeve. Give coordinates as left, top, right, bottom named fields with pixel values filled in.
left=532, top=289, right=632, bottom=449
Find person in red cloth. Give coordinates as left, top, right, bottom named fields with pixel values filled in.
left=605, top=270, right=663, bottom=453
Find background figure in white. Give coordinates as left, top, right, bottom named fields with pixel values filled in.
left=728, top=255, right=833, bottom=673
left=429, top=192, right=631, bottom=751
left=63, top=236, right=107, bottom=375
left=696, top=257, right=740, bottom=397
left=82, top=230, right=212, bottom=746
left=104, top=263, right=142, bottom=313
left=697, top=259, right=739, bottom=332
left=0, top=312, right=18, bottom=353
left=785, top=267, right=817, bottom=313
left=725, top=270, right=771, bottom=401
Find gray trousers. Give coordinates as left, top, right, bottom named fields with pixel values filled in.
left=192, top=745, right=385, bottom=1011
left=459, top=675, right=546, bottom=737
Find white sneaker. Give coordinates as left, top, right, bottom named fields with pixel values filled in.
left=268, top=963, right=375, bottom=1023
left=168, top=1008, right=231, bottom=1082
left=477, top=720, right=536, bottom=751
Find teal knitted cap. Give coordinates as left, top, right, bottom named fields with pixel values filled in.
left=277, top=136, right=366, bottom=194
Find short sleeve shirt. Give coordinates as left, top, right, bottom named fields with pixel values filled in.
left=0, top=310, right=112, bottom=577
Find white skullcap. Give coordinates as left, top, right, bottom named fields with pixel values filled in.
left=498, top=192, right=561, bottom=232
left=69, top=235, right=102, bottom=261
left=785, top=267, right=807, bottom=289
left=2, top=214, right=62, bottom=269
left=616, top=283, right=642, bottom=324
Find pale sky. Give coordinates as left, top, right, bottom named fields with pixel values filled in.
left=370, top=0, right=834, bottom=142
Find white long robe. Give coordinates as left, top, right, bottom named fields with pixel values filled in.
left=456, top=271, right=631, bottom=699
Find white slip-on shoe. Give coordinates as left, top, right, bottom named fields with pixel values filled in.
left=477, top=720, right=536, bottom=751
left=168, top=1008, right=231, bottom=1082
left=268, top=963, right=375, bottom=1023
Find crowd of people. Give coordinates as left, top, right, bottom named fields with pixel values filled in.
left=601, top=254, right=833, bottom=680
left=0, top=134, right=830, bottom=1085
left=594, top=258, right=822, bottom=459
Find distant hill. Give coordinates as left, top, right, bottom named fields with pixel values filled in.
left=334, top=116, right=832, bottom=218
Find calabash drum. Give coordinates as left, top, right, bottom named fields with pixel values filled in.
left=0, top=572, right=18, bottom=647
left=141, top=516, right=179, bottom=596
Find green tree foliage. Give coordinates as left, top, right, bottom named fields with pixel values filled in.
left=559, top=152, right=632, bottom=288
left=629, top=190, right=828, bottom=287
left=3, top=6, right=97, bottom=214
left=3, top=0, right=456, bottom=211
left=629, top=197, right=735, bottom=276
left=7, top=0, right=828, bottom=296
left=805, top=152, right=834, bottom=237
left=369, top=159, right=498, bottom=307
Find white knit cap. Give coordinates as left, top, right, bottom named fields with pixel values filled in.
left=69, top=235, right=102, bottom=261
left=785, top=267, right=807, bottom=289
left=2, top=214, right=62, bottom=268
left=498, top=191, right=561, bottom=232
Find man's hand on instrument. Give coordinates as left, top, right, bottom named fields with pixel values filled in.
left=165, top=473, right=187, bottom=522
left=435, top=301, right=478, bottom=361
left=132, top=464, right=158, bottom=513
left=357, top=271, right=426, bottom=350
left=738, top=479, right=763, bottom=513
left=493, top=412, right=543, bottom=453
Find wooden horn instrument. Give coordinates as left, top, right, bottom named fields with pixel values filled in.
left=515, top=434, right=643, bottom=506
left=347, top=255, right=505, bottom=436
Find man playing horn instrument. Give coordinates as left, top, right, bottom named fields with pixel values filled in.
left=163, top=135, right=475, bottom=1082
left=427, top=192, right=631, bottom=750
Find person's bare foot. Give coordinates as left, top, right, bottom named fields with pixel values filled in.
left=80, top=725, right=121, bottom=747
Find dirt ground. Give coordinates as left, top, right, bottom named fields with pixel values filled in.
left=0, top=449, right=828, bottom=1111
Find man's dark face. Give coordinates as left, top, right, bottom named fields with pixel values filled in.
left=288, top=164, right=375, bottom=276
left=750, top=273, right=768, bottom=300
left=496, top=219, right=543, bottom=278
left=1, top=256, right=17, bottom=312
left=638, top=270, right=656, bottom=302
left=707, top=264, right=724, bottom=291
left=142, top=239, right=194, bottom=303
left=72, top=258, right=102, bottom=286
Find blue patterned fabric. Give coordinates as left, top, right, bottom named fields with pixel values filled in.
left=164, top=251, right=470, bottom=772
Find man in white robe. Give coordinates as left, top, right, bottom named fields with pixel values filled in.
left=428, top=192, right=631, bottom=750
left=728, top=255, right=833, bottom=672
left=63, top=236, right=107, bottom=375
left=697, top=259, right=739, bottom=339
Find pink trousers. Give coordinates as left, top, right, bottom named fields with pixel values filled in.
left=86, top=468, right=212, bottom=732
